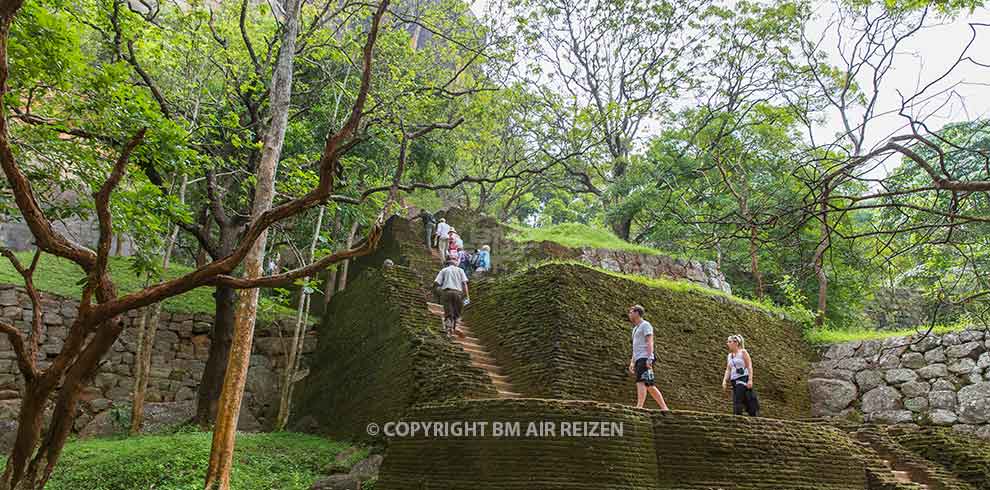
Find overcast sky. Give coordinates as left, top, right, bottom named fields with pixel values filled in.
left=469, top=1, right=990, bottom=158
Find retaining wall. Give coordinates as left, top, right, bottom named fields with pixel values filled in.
left=464, top=263, right=814, bottom=418
left=0, top=284, right=311, bottom=435
left=810, top=328, right=990, bottom=438
left=376, top=399, right=870, bottom=490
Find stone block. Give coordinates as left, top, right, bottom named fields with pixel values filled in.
left=862, top=385, right=902, bottom=413
left=929, top=390, right=957, bottom=411
left=885, top=369, right=918, bottom=385
left=900, top=352, right=926, bottom=369
left=901, top=381, right=930, bottom=398
left=929, top=409, right=958, bottom=426
left=946, top=341, right=983, bottom=359
left=855, top=370, right=884, bottom=391
left=809, top=378, right=858, bottom=416
left=918, top=364, right=948, bottom=379
left=948, top=358, right=977, bottom=375
left=958, top=382, right=990, bottom=424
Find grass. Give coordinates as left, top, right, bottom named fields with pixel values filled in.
left=804, top=322, right=974, bottom=345
left=0, top=252, right=297, bottom=321
left=506, top=222, right=671, bottom=256
left=517, top=259, right=786, bottom=318
left=44, top=431, right=364, bottom=490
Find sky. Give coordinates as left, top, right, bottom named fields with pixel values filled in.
left=468, top=0, right=990, bottom=166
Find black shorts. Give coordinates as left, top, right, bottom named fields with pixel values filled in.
left=634, top=358, right=656, bottom=386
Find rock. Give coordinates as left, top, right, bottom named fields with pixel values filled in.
left=826, top=342, right=861, bottom=360
left=870, top=410, right=914, bottom=424
left=946, top=341, right=983, bottom=359
left=967, top=372, right=984, bottom=385
left=929, top=391, right=957, bottom=411
left=948, top=358, right=977, bottom=375
left=977, top=425, right=990, bottom=440
left=878, top=353, right=902, bottom=369
left=910, top=335, right=940, bottom=353
left=952, top=424, right=978, bottom=436
left=958, top=382, right=990, bottom=424
left=929, top=409, right=958, bottom=426
left=942, top=332, right=962, bottom=346
left=901, top=381, right=931, bottom=398
left=349, top=454, right=383, bottom=481
left=925, top=347, right=947, bottom=363
left=900, top=352, right=926, bottom=369
left=960, top=330, right=985, bottom=343
left=89, top=398, right=112, bottom=412
left=311, top=474, right=359, bottom=490
left=837, top=357, right=869, bottom=372
left=885, top=369, right=918, bottom=385
left=979, top=352, right=990, bottom=369
left=809, top=379, right=858, bottom=416
left=0, top=390, right=19, bottom=401
left=862, top=386, right=902, bottom=413
left=904, top=397, right=928, bottom=412
left=918, top=364, right=949, bottom=379
left=855, top=370, right=884, bottom=391
left=0, top=288, right=17, bottom=307
left=858, top=340, right=882, bottom=358
left=932, top=378, right=957, bottom=392
left=0, top=420, right=15, bottom=452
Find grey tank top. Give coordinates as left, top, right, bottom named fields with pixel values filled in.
left=728, top=351, right=749, bottom=381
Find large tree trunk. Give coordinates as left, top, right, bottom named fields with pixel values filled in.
left=204, top=0, right=301, bottom=486
left=196, top=284, right=237, bottom=426
left=1, top=383, right=49, bottom=489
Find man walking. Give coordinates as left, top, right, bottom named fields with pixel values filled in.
left=435, top=218, right=450, bottom=261
left=416, top=209, right=437, bottom=249
left=434, top=257, right=469, bottom=337
left=627, top=305, right=670, bottom=411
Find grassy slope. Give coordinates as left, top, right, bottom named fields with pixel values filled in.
left=805, top=323, right=973, bottom=344
left=0, top=252, right=296, bottom=321
left=506, top=222, right=672, bottom=257
left=44, top=432, right=363, bottom=490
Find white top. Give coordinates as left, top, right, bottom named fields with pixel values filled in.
left=434, top=265, right=468, bottom=291
left=435, top=222, right=450, bottom=238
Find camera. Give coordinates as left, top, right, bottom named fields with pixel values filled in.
left=736, top=367, right=745, bottom=375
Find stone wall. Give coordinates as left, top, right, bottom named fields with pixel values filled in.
left=377, top=399, right=871, bottom=490
left=0, top=284, right=314, bottom=436
left=809, top=328, right=990, bottom=438
left=438, top=208, right=731, bottom=294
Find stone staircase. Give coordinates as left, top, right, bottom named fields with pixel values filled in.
left=427, top=248, right=520, bottom=399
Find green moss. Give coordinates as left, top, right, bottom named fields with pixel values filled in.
left=0, top=251, right=296, bottom=321
left=805, top=322, right=972, bottom=345
left=44, top=432, right=358, bottom=490
left=292, top=218, right=496, bottom=441
left=464, top=262, right=815, bottom=419
left=506, top=222, right=671, bottom=256
left=377, top=399, right=871, bottom=490
left=892, top=427, right=990, bottom=489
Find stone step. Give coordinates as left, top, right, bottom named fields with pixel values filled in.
left=497, top=390, right=522, bottom=398
left=471, top=361, right=505, bottom=375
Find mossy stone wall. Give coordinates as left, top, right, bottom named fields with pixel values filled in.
left=892, top=427, right=990, bottom=488
left=291, top=264, right=495, bottom=441
left=376, top=399, right=870, bottom=490
left=464, top=263, right=814, bottom=418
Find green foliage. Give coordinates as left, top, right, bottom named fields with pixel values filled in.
left=804, top=320, right=972, bottom=344
left=0, top=252, right=295, bottom=321
left=44, top=432, right=361, bottom=490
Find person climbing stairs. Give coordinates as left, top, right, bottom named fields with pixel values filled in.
left=426, top=244, right=520, bottom=398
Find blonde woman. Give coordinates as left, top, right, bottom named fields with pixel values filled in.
left=722, top=334, right=759, bottom=416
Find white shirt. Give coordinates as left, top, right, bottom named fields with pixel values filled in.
left=436, top=222, right=450, bottom=238
left=434, top=265, right=468, bottom=291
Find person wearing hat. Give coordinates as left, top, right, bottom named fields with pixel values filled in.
left=434, top=256, right=469, bottom=337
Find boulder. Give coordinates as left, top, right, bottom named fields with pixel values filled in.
left=942, top=333, right=962, bottom=346
left=978, top=352, right=990, bottom=369
left=929, top=391, right=957, bottom=411
left=948, top=358, right=977, bottom=375
left=311, top=475, right=359, bottom=490
left=917, top=364, right=948, bottom=380
left=349, top=454, right=383, bottom=481
left=958, top=382, right=990, bottom=424
left=870, top=410, right=914, bottom=424
left=929, top=409, right=958, bottom=426
left=946, top=341, right=983, bottom=359
left=924, top=347, right=946, bottom=363
left=900, top=352, right=926, bottom=370
left=826, top=342, right=861, bottom=360
left=910, top=335, right=940, bottom=353
left=960, top=330, right=985, bottom=343
left=932, top=378, right=957, bottom=392
left=862, top=385, right=902, bottom=413
left=901, top=381, right=930, bottom=398
left=836, top=357, right=869, bottom=372
left=809, top=379, right=858, bottom=416
left=904, top=397, right=929, bottom=412
left=855, top=370, right=884, bottom=391
left=885, top=369, right=918, bottom=385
